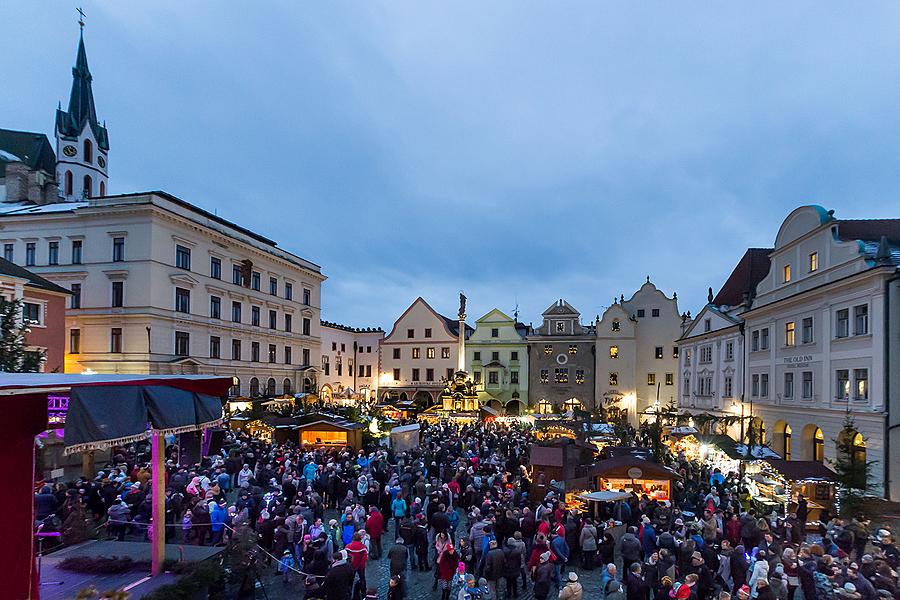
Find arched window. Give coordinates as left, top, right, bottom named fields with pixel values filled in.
left=229, top=377, right=241, bottom=397
left=266, top=377, right=276, bottom=397
left=783, top=424, right=792, bottom=460
left=249, top=377, right=260, bottom=397
left=83, top=175, right=92, bottom=198
left=64, top=170, right=73, bottom=196
left=99, top=181, right=105, bottom=196
left=537, top=399, right=554, bottom=414
left=563, top=397, right=583, bottom=412
left=283, top=378, right=292, bottom=396
left=303, top=377, right=313, bottom=393
left=83, top=139, right=93, bottom=163
left=813, top=427, right=824, bottom=462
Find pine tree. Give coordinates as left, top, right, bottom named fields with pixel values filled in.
left=0, top=297, right=45, bottom=372
left=831, top=411, right=875, bottom=516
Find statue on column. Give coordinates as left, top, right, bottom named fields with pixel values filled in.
left=458, top=292, right=467, bottom=320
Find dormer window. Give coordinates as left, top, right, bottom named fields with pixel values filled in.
left=555, top=321, right=566, bottom=333
left=83, top=139, right=93, bottom=164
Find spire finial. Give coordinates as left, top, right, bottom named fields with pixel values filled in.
left=77, top=7, right=86, bottom=31
left=646, top=275, right=650, bottom=283
left=707, top=287, right=714, bottom=303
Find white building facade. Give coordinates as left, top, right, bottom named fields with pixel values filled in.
left=677, top=249, right=772, bottom=438
left=595, top=280, right=683, bottom=424
left=0, top=191, right=325, bottom=397
left=378, top=297, right=468, bottom=407
left=742, top=206, right=899, bottom=500
left=319, top=321, right=384, bottom=403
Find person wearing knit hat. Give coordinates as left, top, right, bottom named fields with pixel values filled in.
left=836, top=582, right=861, bottom=600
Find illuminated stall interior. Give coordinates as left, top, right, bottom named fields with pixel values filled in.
left=587, top=455, right=681, bottom=502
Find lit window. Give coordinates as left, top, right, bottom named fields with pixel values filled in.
left=412, top=347, right=421, bottom=359
left=783, top=264, right=791, bottom=283
left=540, top=369, right=549, bottom=384
left=647, top=373, right=656, bottom=386
left=544, top=344, right=553, bottom=355
left=568, top=345, right=577, bottom=355
left=575, top=369, right=585, bottom=384
left=441, top=347, right=450, bottom=359
left=854, top=368, right=868, bottom=400
left=426, top=347, right=435, bottom=359
left=655, top=346, right=664, bottom=359
left=809, top=252, right=818, bottom=272
left=785, top=321, right=795, bottom=347
left=665, top=373, right=673, bottom=386
left=555, top=368, right=569, bottom=383
left=609, top=346, right=619, bottom=359
left=609, top=372, right=618, bottom=386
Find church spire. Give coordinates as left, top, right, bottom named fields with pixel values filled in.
left=55, top=23, right=108, bottom=151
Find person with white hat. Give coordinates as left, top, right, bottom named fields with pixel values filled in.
left=559, top=572, right=583, bottom=600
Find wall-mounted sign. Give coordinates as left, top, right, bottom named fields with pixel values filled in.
left=783, top=354, right=818, bottom=368
left=627, top=467, right=643, bottom=479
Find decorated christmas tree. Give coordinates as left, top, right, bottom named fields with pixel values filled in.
left=0, top=297, right=45, bottom=372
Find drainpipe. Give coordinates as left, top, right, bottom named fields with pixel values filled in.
left=884, top=272, right=900, bottom=500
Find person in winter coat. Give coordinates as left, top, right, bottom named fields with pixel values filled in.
left=365, top=507, right=384, bottom=560
left=626, top=562, right=651, bottom=600
left=484, top=539, right=507, bottom=600
left=559, top=572, right=583, bottom=600
left=237, top=464, right=253, bottom=488
left=731, top=545, right=750, bottom=594
left=621, top=528, right=643, bottom=568
left=600, top=563, right=621, bottom=600
left=640, top=517, right=657, bottom=559
left=550, top=527, right=570, bottom=588
left=755, top=578, right=775, bottom=600
left=504, top=536, right=526, bottom=598
left=324, top=550, right=355, bottom=600
left=436, top=545, right=459, bottom=600
left=749, top=552, right=770, bottom=597
left=532, top=552, right=557, bottom=600
left=579, top=519, right=599, bottom=570
left=607, top=579, right=628, bottom=600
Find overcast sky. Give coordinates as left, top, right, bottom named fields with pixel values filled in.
left=4, top=3, right=900, bottom=329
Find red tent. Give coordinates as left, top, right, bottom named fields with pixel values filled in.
left=0, top=373, right=232, bottom=600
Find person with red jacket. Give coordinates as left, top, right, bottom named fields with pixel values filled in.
left=346, top=531, right=369, bottom=600
left=366, top=507, right=384, bottom=559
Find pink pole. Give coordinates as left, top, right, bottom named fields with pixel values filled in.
left=151, top=430, right=165, bottom=576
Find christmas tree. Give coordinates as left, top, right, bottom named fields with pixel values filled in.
left=831, top=411, right=875, bottom=516
left=0, top=296, right=46, bottom=372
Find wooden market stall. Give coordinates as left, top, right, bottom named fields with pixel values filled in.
left=587, top=455, right=681, bottom=503
left=390, top=423, right=421, bottom=452
left=748, top=459, right=837, bottom=524
left=296, top=415, right=364, bottom=450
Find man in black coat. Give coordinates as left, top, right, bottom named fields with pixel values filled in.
left=626, top=562, right=651, bottom=600
left=324, top=551, right=354, bottom=600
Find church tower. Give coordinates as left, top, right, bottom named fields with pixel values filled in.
left=55, top=21, right=109, bottom=200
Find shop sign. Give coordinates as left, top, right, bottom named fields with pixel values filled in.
left=783, top=354, right=818, bottom=368
left=627, top=467, right=643, bottom=479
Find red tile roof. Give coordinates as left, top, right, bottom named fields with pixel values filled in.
left=712, top=248, right=772, bottom=308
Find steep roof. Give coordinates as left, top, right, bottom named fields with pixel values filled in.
left=542, top=299, right=580, bottom=316
left=836, top=218, right=900, bottom=245
left=0, top=128, right=57, bottom=178
left=712, top=248, right=772, bottom=308
left=55, top=32, right=109, bottom=150
left=0, top=257, right=71, bottom=295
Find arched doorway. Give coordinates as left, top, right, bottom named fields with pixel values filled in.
left=399, top=392, right=409, bottom=402
left=800, top=424, right=824, bottom=461
left=505, top=399, right=523, bottom=416
left=487, top=399, right=503, bottom=413
left=748, top=416, right=765, bottom=446
left=413, top=390, right=433, bottom=408
left=773, top=421, right=791, bottom=460
left=249, top=377, right=260, bottom=397
left=266, top=378, right=276, bottom=397
left=283, top=378, right=293, bottom=395
left=230, top=377, right=241, bottom=397
left=302, top=377, right=313, bottom=393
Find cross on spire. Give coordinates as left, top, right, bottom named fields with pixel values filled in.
left=77, top=7, right=86, bottom=30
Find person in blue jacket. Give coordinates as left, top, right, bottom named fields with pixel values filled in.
left=640, top=516, right=657, bottom=558
left=209, top=499, right=227, bottom=545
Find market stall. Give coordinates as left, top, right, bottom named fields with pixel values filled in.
left=747, top=459, right=837, bottom=523
left=390, top=423, right=421, bottom=452
left=295, top=415, right=364, bottom=450
left=587, top=455, right=681, bottom=502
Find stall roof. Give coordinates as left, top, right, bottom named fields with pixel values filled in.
left=530, top=445, right=564, bottom=467
left=0, top=373, right=233, bottom=395
left=580, top=490, right=632, bottom=503
left=391, top=423, right=421, bottom=434
left=694, top=434, right=780, bottom=460
left=294, top=413, right=364, bottom=430
left=589, top=455, right=682, bottom=480
left=764, top=459, right=836, bottom=482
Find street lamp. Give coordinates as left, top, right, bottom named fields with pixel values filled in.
left=731, top=399, right=745, bottom=441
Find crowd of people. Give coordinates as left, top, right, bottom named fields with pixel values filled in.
left=35, top=419, right=900, bottom=600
